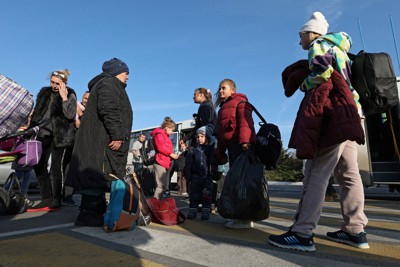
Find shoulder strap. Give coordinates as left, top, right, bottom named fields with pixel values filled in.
left=237, top=100, right=267, bottom=124
left=347, top=52, right=356, bottom=61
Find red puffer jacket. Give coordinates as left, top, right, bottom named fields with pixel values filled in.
left=152, top=127, right=173, bottom=169
left=282, top=61, right=365, bottom=159
left=215, top=93, right=256, bottom=161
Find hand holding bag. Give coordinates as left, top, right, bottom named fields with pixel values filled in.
left=15, top=135, right=42, bottom=167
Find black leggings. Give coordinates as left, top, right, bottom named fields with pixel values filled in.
left=34, top=136, right=67, bottom=203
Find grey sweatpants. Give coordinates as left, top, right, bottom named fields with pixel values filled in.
left=153, top=163, right=170, bottom=200
left=291, top=140, right=368, bottom=236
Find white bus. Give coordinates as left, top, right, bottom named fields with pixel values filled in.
left=357, top=77, right=400, bottom=191
left=127, top=119, right=195, bottom=183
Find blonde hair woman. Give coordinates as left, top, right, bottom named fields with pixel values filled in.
left=28, top=69, right=77, bottom=212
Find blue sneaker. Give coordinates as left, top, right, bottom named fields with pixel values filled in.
left=268, top=231, right=316, bottom=252
left=163, top=190, right=170, bottom=198
left=327, top=230, right=369, bottom=249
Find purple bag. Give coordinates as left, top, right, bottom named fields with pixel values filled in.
left=15, top=136, right=42, bottom=167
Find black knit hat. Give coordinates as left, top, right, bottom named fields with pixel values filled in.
left=102, top=58, right=129, bottom=76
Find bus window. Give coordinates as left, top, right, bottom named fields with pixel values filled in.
left=128, top=119, right=195, bottom=183
left=169, top=132, right=179, bottom=154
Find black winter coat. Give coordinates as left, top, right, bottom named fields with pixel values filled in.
left=191, top=100, right=217, bottom=145
left=65, top=73, right=133, bottom=190
left=31, top=86, right=76, bottom=148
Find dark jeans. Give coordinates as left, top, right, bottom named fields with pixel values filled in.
left=5, top=170, right=34, bottom=196
left=189, top=175, right=213, bottom=210
left=15, top=170, right=34, bottom=196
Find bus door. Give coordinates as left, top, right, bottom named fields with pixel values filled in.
left=358, top=90, right=400, bottom=187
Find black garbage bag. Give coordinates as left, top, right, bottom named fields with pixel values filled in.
left=218, top=148, right=269, bottom=221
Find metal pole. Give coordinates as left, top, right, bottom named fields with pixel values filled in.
left=389, top=15, right=400, bottom=73
left=358, top=18, right=366, bottom=50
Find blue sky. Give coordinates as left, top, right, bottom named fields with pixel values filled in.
left=2, top=0, right=400, bottom=148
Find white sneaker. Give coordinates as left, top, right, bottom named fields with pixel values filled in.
left=225, top=220, right=254, bottom=229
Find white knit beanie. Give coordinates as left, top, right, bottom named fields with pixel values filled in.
left=300, top=11, right=329, bottom=35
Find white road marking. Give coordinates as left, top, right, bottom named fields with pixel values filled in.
left=0, top=223, right=74, bottom=238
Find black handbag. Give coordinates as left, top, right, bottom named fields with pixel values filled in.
left=3, top=173, right=27, bottom=215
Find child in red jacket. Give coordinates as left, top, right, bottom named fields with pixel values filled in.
left=151, top=116, right=179, bottom=200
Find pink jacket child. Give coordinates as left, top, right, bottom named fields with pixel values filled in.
left=151, top=127, right=173, bottom=169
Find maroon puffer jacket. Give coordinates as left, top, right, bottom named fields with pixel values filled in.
left=283, top=62, right=365, bottom=159
left=215, top=93, right=256, bottom=161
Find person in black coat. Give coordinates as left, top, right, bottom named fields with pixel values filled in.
left=28, top=69, right=76, bottom=212
left=66, top=58, right=133, bottom=227
left=190, top=88, right=217, bottom=147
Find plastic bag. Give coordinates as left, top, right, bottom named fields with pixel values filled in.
left=218, top=148, right=269, bottom=221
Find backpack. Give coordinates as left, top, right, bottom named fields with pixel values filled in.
left=238, top=101, right=282, bottom=170
left=0, top=74, right=34, bottom=139
left=191, top=147, right=208, bottom=177
left=140, top=138, right=156, bottom=166
left=348, top=51, right=399, bottom=115
left=103, top=174, right=141, bottom=232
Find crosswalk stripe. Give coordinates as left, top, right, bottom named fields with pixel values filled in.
left=0, top=223, right=74, bottom=238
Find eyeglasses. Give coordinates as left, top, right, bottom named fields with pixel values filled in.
left=52, top=71, right=65, bottom=79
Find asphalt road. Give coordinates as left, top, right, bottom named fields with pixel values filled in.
left=0, top=182, right=399, bottom=267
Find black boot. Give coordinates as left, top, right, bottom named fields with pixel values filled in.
left=75, top=194, right=104, bottom=227
left=187, top=208, right=197, bottom=220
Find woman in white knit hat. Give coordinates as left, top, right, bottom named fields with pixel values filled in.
left=268, top=11, right=369, bottom=252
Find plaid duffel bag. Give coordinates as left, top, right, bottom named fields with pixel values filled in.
left=0, top=74, right=34, bottom=139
